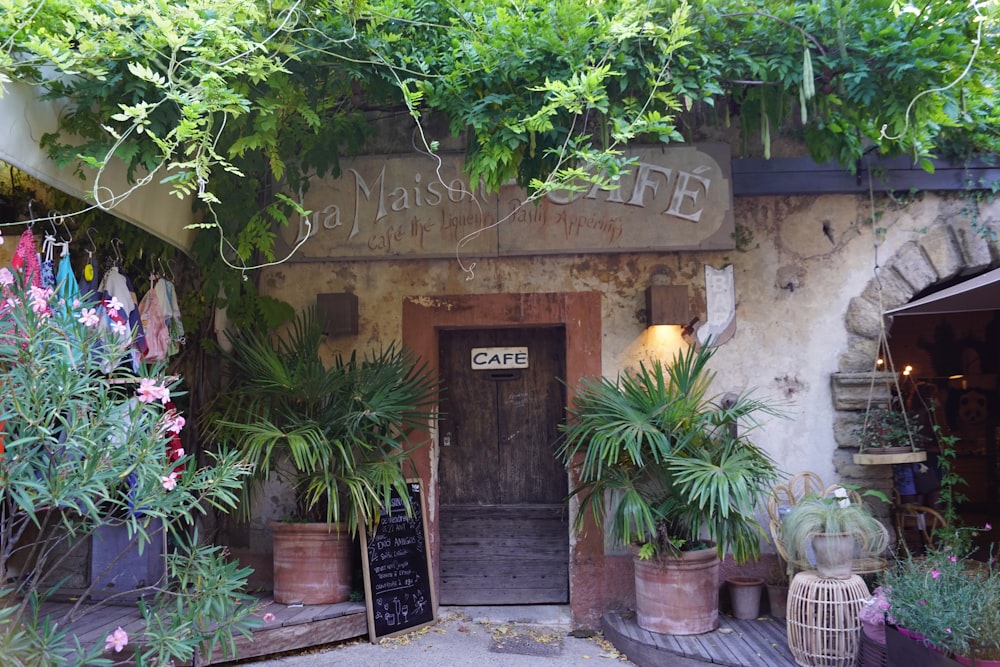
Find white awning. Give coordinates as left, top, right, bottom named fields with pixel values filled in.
left=886, top=267, right=1000, bottom=316
left=0, top=82, right=196, bottom=252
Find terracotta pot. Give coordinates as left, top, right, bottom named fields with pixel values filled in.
left=812, top=532, right=854, bottom=579
left=727, top=576, right=764, bottom=620
left=766, top=582, right=788, bottom=619
left=270, top=521, right=353, bottom=605
left=633, top=545, right=719, bottom=635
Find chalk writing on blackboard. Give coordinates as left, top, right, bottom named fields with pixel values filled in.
left=361, top=480, right=436, bottom=641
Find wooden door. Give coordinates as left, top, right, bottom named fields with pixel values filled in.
left=438, top=327, right=568, bottom=604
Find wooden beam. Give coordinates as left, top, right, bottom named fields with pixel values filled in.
left=732, top=156, right=1000, bottom=196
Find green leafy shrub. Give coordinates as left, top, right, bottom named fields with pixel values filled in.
left=0, top=269, right=255, bottom=665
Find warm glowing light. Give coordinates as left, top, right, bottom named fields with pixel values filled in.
left=642, top=324, right=687, bottom=357
left=902, top=365, right=913, bottom=376
left=876, top=358, right=884, bottom=367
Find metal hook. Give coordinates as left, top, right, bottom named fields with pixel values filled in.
left=84, top=228, right=97, bottom=255
left=111, top=238, right=123, bottom=264
left=27, top=199, right=38, bottom=227
left=49, top=210, right=73, bottom=242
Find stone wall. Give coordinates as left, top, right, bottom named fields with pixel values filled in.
left=255, top=188, right=1000, bottom=543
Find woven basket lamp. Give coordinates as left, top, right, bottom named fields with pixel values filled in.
left=786, top=572, right=870, bottom=667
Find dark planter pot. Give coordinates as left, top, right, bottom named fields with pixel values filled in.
left=633, top=545, right=719, bottom=635
left=885, top=626, right=961, bottom=667
left=270, top=521, right=353, bottom=605
left=90, top=519, right=166, bottom=601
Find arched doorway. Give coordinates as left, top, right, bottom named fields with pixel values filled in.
left=830, top=215, right=999, bottom=549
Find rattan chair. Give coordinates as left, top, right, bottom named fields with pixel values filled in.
left=892, top=502, right=947, bottom=556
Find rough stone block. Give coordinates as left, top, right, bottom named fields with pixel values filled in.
left=837, top=336, right=881, bottom=373
left=830, top=371, right=895, bottom=411
left=918, top=223, right=963, bottom=281
left=844, top=296, right=883, bottom=339
left=861, top=267, right=914, bottom=312
left=946, top=214, right=993, bottom=271
left=889, top=241, right=938, bottom=292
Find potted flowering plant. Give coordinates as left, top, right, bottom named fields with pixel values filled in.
left=0, top=267, right=254, bottom=664
left=880, top=535, right=1000, bottom=665
left=880, top=434, right=999, bottom=665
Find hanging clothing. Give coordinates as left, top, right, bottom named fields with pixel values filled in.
left=139, top=280, right=168, bottom=361
left=78, top=254, right=101, bottom=303
left=10, top=228, right=41, bottom=288
left=39, top=234, right=56, bottom=290
left=140, top=277, right=185, bottom=362
left=99, top=265, right=148, bottom=366
left=54, top=246, right=79, bottom=307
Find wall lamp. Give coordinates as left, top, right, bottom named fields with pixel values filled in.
left=645, top=285, right=689, bottom=328
left=316, top=292, right=359, bottom=336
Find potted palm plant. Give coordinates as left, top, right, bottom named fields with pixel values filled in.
left=557, top=343, right=782, bottom=635
left=205, top=308, right=437, bottom=605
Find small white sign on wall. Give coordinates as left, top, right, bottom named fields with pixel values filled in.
left=471, top=347, right=529, bottom=370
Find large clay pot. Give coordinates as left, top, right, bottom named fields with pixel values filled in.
left=633, top=544, right=719, bottom=635
left=270, top=521, right=353, bottom=605
left=812, top=532, right=854, bottom=579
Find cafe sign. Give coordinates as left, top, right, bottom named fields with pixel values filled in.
left=470, top=347, right=529, bottom=370
left=278, top=143, right=734, bottom=260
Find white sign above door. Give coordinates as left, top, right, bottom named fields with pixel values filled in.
left=470, top=347, right=529, bottom=370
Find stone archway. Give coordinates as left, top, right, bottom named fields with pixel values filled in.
left=830, top=211, right=1000, bottom=490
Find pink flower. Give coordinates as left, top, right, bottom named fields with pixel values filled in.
left=0, top=268, right=13, bottom=286
left=137, top=378, right=170, bottom=404
left=106, top=295, right=125, bottom=313
left=111, top=320, right=130, bottom=337
left=986, top=523, right=992, bottom=531
left=104, top=626, right=128, bottom=653
left=919, top=600, right=927, bottom=606
left=931, top=569, right=941, bottom=579
left=946, top=628, right=952, bottom=634
left=161, top=472, right=179, bottom=491
left=949, top=556, right=957, bottom=563
left=28, top=286, right=52, bottom=316
left=77, top=308, right=100, bottom=328
left=165, top=411, right=186, bottom=434
left=263, top=612, right=276, bottom=623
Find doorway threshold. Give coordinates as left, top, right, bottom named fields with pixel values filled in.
left=440, top=605, right=572, bottom=630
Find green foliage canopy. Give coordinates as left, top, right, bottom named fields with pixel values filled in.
left=0, top=0, right=996, bottom=281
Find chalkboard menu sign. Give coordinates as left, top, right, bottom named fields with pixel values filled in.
left=360, top=480, right=437, bottom=641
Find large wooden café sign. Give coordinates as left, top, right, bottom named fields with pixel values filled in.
left=278, top=143, right=734, bottom=260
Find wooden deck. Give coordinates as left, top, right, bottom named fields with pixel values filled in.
left=33, top=597, right=809, bottom=666
left=602, top=610, right=801, bottom=667
left=33, top=595, right=368, bottom=666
